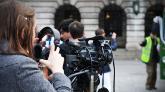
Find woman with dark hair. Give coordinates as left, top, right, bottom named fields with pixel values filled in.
left=0, top=0, right=71, bottom=92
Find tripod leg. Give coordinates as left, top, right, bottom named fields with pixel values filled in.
left=90, top=74, right=94, bottom=92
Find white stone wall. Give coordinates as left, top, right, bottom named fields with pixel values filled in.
left=73, top=0, right=107, bottom=38
left=19, top=0, right=159, bottom=50
left=121, top=0, right=150, bottom=50
left=20, top=0, right=110, bottom=38
left=20, top=0, right=62, bottom=32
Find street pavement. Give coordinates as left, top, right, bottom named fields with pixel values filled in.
left=109, top=59, right=165, bottom=92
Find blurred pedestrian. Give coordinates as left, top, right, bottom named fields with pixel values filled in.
left=0, top=0, right=71, bottom=92
left=95, top=28, right=117, bottom=92
left=140, top=16, right=160, bottom=90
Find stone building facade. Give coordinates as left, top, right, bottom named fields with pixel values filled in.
left=20, top=0, right=165, bottom=50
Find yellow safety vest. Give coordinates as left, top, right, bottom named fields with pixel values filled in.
left=141, top=36, right=160, bottom=63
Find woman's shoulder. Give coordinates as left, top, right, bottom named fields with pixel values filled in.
left=0, top=54, right=36, bottom=68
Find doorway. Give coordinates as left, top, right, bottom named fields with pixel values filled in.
left=145, top=4, right=164, bottom=37
left=99, top=4, right=126, bottom=48
left=54, top=4, right=81, bottom=29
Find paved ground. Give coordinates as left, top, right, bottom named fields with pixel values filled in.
left=109, top=60, right=165, bottom=92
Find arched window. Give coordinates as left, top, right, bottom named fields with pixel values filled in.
left=145, top=4, right=164, bottom=37
left=54, top=4, right=81, bottom=29
left=99, top=4, right=126, bottom=48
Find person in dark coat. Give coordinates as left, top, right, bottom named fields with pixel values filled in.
left=95, top=28, right=117, bottom=92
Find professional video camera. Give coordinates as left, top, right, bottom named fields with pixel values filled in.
left=66, top=36, right=114, bottom=92
left=66, top=36, right=113, bottom=74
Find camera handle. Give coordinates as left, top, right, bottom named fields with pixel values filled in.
left=68, top=70, right=89, bottom=79
left=90, top=74, right=94, bottom=92
left=90, top=69, right=97, bottom=92
left=101, top=71, right=105, bottom=88
left=68, top=70, right=90, bottom=87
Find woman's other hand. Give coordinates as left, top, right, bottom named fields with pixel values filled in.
left=39, top=45, right=64, bottom=74
left=112, top=32, right=117, bottom=39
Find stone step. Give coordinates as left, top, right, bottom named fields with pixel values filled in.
left=112, top=49, right=141, bottom=60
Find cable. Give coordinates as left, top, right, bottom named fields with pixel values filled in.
left=112, top=54, right=115, bottom=92
left=105, top=43, right=115, bottom=92
left=84, top=46, right=93, bottom=66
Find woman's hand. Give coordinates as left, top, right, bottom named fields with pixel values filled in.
left=112, top=32, right=116, bottom=39
left=39, top=45, right=64, bottom=74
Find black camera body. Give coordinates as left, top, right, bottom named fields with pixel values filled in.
left=66, top=36, right=113, bottom=74
left=65, top=36, right=113, bottom=92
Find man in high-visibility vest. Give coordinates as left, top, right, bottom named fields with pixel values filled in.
left=140, top=16, right=160, bottom=90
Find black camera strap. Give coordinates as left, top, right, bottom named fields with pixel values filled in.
left=102, top=72, right=104, bottom=88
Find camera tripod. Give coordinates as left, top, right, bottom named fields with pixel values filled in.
left=67, top=39, right=116, bottom=92
left=68, top=68, right=99, bottom=92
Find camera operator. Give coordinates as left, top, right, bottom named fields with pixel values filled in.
left=59, top=21, right=85, bottom=75
left=58, top=19, right=78, bottom=76
left=58, top=18, right=74, bottom=42
left=95, top=28, right=117, bottom=92
left=58, top=18, right=74, bottom=58
left=59, top=21, right=91, bottom=91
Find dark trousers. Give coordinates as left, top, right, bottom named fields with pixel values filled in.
left=146, top=62, right=157, bottom=88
